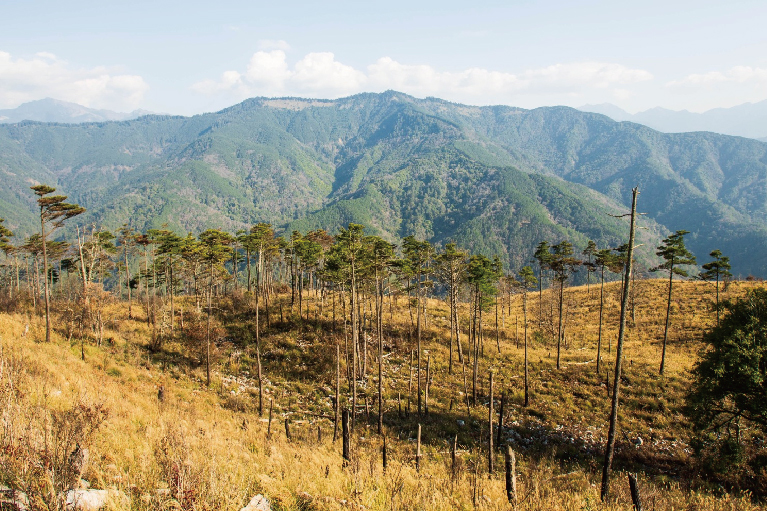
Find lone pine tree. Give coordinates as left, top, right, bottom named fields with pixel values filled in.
left=701, top=249, right=732, bottom=327
left=652, top=230, right=696, bottom=375
left=31, top=185, right=84, bottom=343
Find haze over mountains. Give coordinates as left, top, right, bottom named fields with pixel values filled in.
left=2, top=91, right=767, bottom=276
left=0, top=98, right=154, bottom=124
left=579, top=100, right=767, bottom=140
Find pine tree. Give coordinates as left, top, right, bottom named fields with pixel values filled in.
left=435, top=242, right=468, bottom=374
left=30, top=185, right=84, bottom=343
left=466, top=254, right=500, bottom=404
left=0, top=219, right=14, bottom=294
left=366, top=236, right=395, bottom=434
left=401, top=235, right=434, bottom=415
left=652, top=230, right=696, bottom=375
left=533, top=241, right=552, bottom=330
left=517, top=266, right=537, bottom=406
left=582, top=240, right=597, bottom=294
left=549, top=240, right=580, bottom=370
left=594, top=248, right=614, bottom=373
left=701, top=249, right=732, bottom=327
left=198, top=229, right=233, bottom=386
left=331, top=223, right=367, bottom=426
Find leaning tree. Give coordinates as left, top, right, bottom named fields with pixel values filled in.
left=30, top=185, right=84, bottom=343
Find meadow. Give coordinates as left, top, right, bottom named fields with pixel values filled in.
left=1, top=278, right=764, bottom=510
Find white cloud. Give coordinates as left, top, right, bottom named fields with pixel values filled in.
left=0, top=51, right=148, bottom=110
left=668, top=66, right=767, bottom=88
left=521, top=62, right=653, bottom=90
left=257, top=39, right=291, bottom=51
left=292, top=52, right=366, bottom=93
left=192, top=50, right=653, bottom=105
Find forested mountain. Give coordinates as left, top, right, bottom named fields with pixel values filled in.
left=2, top=91, right=767, bottom=275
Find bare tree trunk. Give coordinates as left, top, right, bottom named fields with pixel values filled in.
left=334, top=343, right=340, bottom=442
left=660, top=262, right=674, bottom=376
left=556, top=279, right=564, bottom=369
left=597, top=266, right=605, bottom=374
left=206, top=262, right=212, bottom=387
left=417, top=272, right=422, bottom=415
left=524, top=290, right=529, bottom=406
left=601, top=187, right=638, bottom=501
left=39, top=212, right=52, bottom=343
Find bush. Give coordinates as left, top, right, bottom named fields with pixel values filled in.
left=686, top=288, right=767, bottom=489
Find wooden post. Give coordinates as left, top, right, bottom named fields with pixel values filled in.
left=284, top=418, right=291, bottom=441
left=451, top=434, right=458, bottom=480
left=267, top=398, right=273, bottom=439
left=382, top=435, right=388, bottom=474
left=628, top=473, right=643, bottom=510
left=398, top=392, right=402, bottom=418
left=425, top=354, right=431, bottom=415
left=342, top=409, right=351, bottom=467
left=317, top=425, right=322, bottom=444
left=488, top=371, right=494, bottom=473
left=496, top=391, right=505, bottom=448
left=505, top=446, right=517, bottom=505
left=416, top=424, right=422, bottom=472
left=334, top=343, right=340, bottom=442
left=408, top=350, right=413, bottom=395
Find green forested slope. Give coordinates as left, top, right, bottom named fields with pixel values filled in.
left=1, top=91, right=766, bottom=275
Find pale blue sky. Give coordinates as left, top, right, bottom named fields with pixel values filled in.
left=2, top=0, right=766, bottom=115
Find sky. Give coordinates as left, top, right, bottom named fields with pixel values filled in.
left=1, top=0, right=766, bottom=116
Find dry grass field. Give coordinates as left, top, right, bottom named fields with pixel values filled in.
left=1, top=278, right=765, bottom=510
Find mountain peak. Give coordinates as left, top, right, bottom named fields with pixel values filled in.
left=0, top=98, right=155, bottom=124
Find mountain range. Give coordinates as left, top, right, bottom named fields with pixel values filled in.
left=2, top=91, right=767, bottom=276
left=0, top=98, right=154, bottom=124
left=579, top=101, right=767, bottom=139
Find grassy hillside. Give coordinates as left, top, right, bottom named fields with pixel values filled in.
left=1, top=279, right=764, bottom=510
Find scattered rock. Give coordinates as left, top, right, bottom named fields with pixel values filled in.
left=456, top=420, right=465, bottom=427
left=240, top=494, right=272, bottom=511
left=62, top=489, right=127, bottom=511
left=0, top=485, right=30, bottom=511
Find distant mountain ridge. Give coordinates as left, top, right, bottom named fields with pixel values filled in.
left=579, top=100, right=767, bottom=139
left=2, top=91, right=767, bottom=276
left=0, top=98, right=154, bottom=124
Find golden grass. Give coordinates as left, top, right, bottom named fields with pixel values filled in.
left=1, top=279, right=765, bottom=510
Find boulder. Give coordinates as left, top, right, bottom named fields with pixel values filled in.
left=0, top=485, right=30, bottom=511
left=62, top=489, right=127, bottom=511
left=240, top=494, right=272, bottom=511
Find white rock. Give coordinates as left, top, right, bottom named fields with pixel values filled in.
left=62, top=489, right=127, bottom=511
left=241, top=494, right=272, bottom=511
left=0, top=485, right=30, bottom=511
